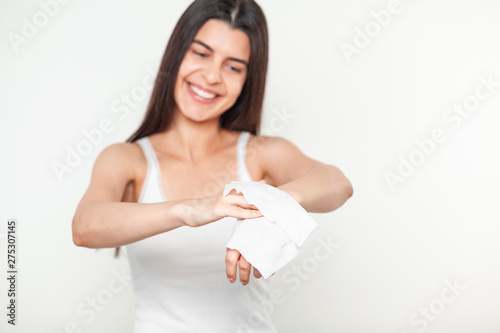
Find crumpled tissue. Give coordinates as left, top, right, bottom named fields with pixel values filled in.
left=223, top=181, right=319, bottom=279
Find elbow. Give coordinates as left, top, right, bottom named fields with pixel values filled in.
left=72, top=214, right=84, bottom=247
left=331, top=164, right=354, bottom=202
left=330, top=175, right=353, bottom=212
left=339, top=174, right=354, bottom=207
left=73, top=234, right=85, bottom=248
left=344, top=178, right=354, bottom=200
left=72, top=213, right=91, bottom=248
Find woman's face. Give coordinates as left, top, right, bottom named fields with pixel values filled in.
left=173, top=19, right=251, bottom=124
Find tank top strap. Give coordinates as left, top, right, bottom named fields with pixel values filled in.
left=237, top=131, right=254, bottom=182
left=136, top=137, right=167, bottom=203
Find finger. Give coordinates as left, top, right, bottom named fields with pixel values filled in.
left=239, top=255, right=252, bottom=286
left=226, top=188, right=243, bottom=196
left=253, top=266, right=262, bottom=279
left=214, top=204, right=263, bottom=221
left=224, top=194, right=259, bottom=210
left=225, top=248, right=240, bottom=283
left=226, top=205, right=263, bottom=220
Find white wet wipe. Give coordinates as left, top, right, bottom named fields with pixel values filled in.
left=223, top=181, right=319, bottom=279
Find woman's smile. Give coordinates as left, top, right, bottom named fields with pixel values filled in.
left=173, top=19, right=250, bottom=121
left=187, top=82, right=221, bottom=104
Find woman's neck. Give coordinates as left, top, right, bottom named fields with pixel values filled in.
left=159, top=113, right=235, bottom=164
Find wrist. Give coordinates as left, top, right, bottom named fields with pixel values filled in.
left=168, top=200, right=191, bottom=228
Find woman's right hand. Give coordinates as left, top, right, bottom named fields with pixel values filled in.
left=180, top=180, right=266, bottom=228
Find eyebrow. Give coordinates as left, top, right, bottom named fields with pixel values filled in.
left=192, top=40, right=249, bottom=66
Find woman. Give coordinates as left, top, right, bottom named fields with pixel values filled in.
left=72, top=0, right=353, bottom=331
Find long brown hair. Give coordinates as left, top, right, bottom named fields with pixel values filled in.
left=127, top=0, right=268, bottom=142
left=115, top=0, right=269, bottom=258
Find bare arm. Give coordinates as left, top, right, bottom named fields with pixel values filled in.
left=72, top=143, right=184, bottom=248
left=73, top=201, right=186, bottom=248
left=259, top=136, right=353, bottom=213
left=278, top=163, right=353, bottom=213
left=72, top=143, right=263, bottom=249
left=227, top=137, right=353, bottom=284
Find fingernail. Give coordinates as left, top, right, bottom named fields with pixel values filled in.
left=241, top=281, right=247, bottom=286
left=228, top=278, right=235, bottom=283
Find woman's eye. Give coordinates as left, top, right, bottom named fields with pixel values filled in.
left=227, top=64, right=241, bottom=73
left=193, top=50, right=207, bottom=57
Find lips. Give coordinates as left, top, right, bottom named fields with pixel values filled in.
left=189, top=83, right=217, bottom=99
left=187, top=82, right=221, bottom=104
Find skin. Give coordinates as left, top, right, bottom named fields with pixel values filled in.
left=72, top=19, right=353, bottom=286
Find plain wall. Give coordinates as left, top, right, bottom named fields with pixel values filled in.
left=1, top=0, right=499, bottom=332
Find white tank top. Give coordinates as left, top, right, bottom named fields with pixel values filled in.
left=125, top=131, right=278, bottom=333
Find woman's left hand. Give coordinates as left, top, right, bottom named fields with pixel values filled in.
left=225, top=248, right=262, bottom=285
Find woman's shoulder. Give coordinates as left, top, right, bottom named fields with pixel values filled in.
left=98, top=141, right=144, bottom=161
left=93, top=141, right=146, bottom=176
left=248, top=132, right=318, bottom=169
left=248, top=133, right=297, bottom=155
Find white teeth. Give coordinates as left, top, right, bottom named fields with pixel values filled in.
left=189, top=84, right=217, bottom=100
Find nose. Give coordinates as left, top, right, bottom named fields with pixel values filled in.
left=202, top=59, right=222, bottom=85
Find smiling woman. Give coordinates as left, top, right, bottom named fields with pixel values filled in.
left=71, top=0, right=352, bottom=332
left=174, top=20, right=250, bottom=120
left=126, top=0, right=269, bottom=140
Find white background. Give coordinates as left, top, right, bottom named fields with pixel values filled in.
left=1, top=0, right=500, bottom=332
